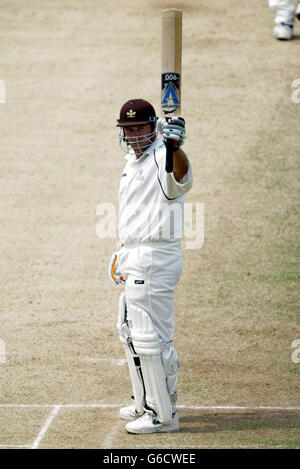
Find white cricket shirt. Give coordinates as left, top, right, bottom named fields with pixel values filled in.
left=118, top=137, right=193, bottom=245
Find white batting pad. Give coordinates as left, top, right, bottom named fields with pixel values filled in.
left=117, top=293, right=144, bottom=414
left=129, top=304, right=172, bottom=425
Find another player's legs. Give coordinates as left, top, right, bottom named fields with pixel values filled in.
left=296, top=1, right=300, bottom=20
left=268, top=0, right=295, bottom=40
left=273, top=22, right=294, bottom=39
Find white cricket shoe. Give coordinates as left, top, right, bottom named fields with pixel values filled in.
left=296, top=2, right=300, bottom=21
left=119, top=404, right=144, bottom=421
left=273, top=23, right=293, bottom=40
left=125, top=411, right=180, bottom=434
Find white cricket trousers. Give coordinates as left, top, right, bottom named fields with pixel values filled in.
left=268, top=0, right=296, bottom=25
left=117, top=241, right=183, bottom=344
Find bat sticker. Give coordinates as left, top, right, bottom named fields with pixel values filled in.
left=161, top=72, right=180, bottom=115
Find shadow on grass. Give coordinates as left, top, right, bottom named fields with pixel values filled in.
left=179, top=411, right=300, bottom=434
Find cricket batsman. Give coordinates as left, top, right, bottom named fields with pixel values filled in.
left=108, top=98, right=193, bottom=434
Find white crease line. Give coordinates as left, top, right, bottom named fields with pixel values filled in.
left=79, top=358, right=127, bottom=366
left=58, top=404, right=120, bottom=408
left=177, top=405, right=300, bottom=410
left=0, top=403, right=120, bottom=408
left=0, top=404, right=54, bottom=408
left=31, top=405, right=61, bottom=449
left=0, top=404, right=299, bottom=410
left=0, top=444, right=31, bottom=448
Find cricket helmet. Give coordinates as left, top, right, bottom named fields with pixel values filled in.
left=116, top=99, right=158, bottom=127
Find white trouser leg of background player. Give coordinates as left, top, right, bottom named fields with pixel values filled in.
left=268, top=0, right=295, bottom=25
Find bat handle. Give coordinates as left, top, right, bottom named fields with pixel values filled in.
left=165, top=139, right=174, bottom=173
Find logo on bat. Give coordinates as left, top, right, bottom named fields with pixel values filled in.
left=161, top=73, right=180, bottom=114
left=162, top=83, right=179, bottom=105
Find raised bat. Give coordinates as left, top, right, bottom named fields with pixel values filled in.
left=161, top=9, right=182, bottom=173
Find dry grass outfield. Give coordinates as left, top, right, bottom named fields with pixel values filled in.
left=0, top=0, right=299, bottom=448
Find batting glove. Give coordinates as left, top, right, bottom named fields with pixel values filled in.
left=108, top=252, right=125, bottom=285
left=157, top=116, right=186, bottom=149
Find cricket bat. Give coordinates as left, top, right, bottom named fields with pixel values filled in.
left=161, top=9, right=182, bottom=173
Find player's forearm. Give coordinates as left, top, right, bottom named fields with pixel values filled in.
left=173, top=147, right=189, bottom=182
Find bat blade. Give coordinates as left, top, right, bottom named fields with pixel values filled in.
left=161, top=9, right=182, bottom=117
left=161, top=9, right=182, bottom=172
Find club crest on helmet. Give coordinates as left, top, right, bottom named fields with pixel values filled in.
left=126, top=109, right=136, bottom=118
